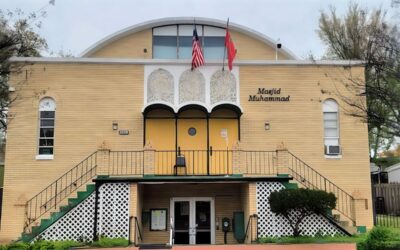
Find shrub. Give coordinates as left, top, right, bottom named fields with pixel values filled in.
left=5, top=242, right=30, bottom=250
left=269, top=188, right=336, bottom=237
left=90, top=237, right=129, bottom=248
left=363, top=227, right=400, bottom=250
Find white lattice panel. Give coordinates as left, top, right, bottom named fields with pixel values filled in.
left=256, top=182, right=344, bottom=237
left=98, top=183, right=130, bottom=238
left=38, top=192, right=95, bottom=241
left=36, top=183, right=130, bottom=241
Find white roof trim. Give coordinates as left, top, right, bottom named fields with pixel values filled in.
left=79, top=17, right=298, bottom=59
left=9, top=57, right=366, bottom=66
left=386, top=163, right=400, bottom=172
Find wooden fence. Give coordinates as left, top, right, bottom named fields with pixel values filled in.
left=373, top=183, right=400, bottom=227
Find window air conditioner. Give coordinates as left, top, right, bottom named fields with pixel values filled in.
left=325, top=145, right=341, bottom=155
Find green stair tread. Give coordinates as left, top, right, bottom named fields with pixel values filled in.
left=277, top=174, right=290, bottom=177
left=282, top=182, right=298, bottom=189
left=21, top=183, right=96, bottom=242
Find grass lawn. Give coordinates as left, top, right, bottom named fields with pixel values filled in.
left=259, top=235, right=365, bottom=245
left=376, top=214, right=400, bottom=228
left=259, top=227, right=400, bottom=250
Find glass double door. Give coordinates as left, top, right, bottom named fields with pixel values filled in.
left=171, top=197, right=215, bottom=244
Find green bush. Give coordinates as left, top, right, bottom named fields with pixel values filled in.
left=269, top=188, right=336, bottom=237
left=363, top=227, right=400, bottom=250
left=5, top=242, right=30, bottom=250
left=90, top=237, right=129, bottom=248
left=0, top=240, right=82, bottom=250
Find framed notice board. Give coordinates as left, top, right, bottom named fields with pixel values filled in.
left=150, top=209, right=168, bottom=231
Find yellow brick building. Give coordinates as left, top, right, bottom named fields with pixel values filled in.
left=0, top=17, right=372, bottom=245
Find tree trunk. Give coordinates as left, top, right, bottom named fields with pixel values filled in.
left=372, top=126, right=381, bottom=160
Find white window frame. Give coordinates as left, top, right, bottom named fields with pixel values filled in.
left=36, top=97, right=56, bottom=160
left=323, top=99, right=340, bottom=156
left=152, top=24, right=225, bottom=59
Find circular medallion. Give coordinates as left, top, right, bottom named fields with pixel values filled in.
left=188, top=127, right=197, bottom=136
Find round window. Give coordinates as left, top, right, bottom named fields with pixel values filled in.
left=188, top=127, right=197, bottom=136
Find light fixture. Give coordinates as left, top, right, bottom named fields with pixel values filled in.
left=112, top=121, right=118, bottom=131
left=264, top=121, right=270, bottom=130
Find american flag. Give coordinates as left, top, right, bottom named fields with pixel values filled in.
left=192, top=27, right=205, bottom=69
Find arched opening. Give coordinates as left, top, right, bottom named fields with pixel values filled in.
left=143, top=104, right=176, bottom=152
left=143, top=103, right=242, bottom=175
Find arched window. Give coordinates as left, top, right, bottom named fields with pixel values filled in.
left=323, top=99, right=340, bottom=155
left=38, top=97, right=56, bottom=158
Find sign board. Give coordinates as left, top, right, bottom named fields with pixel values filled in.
left=150, top=209, right=167, bottom=231
left=220, top=128, right=228, bottom=138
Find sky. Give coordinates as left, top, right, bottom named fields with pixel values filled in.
left=2, top=0, right=398, bottom=59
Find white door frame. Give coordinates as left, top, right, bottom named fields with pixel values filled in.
left=170, top=197, right=215, bottom=244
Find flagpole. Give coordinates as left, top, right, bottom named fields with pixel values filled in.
left=192, top=18, right=195, bottom=70
left=222, top=18, right=229, bottom=71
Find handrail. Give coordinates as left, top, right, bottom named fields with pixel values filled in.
left=134, top=216, right=143, bottom=244
left=24, top=151, right=98, bottom=232
left=169, top=216, right=174, bottom=246
left=241, top=150, right=277, bottom=175
left=155, top=149, right=233, bottom=176
left=288, top=151, right=357, bottom=225
left=244, top=214, right=258, bottom=243
left=109, top=151, right=144, bottom=176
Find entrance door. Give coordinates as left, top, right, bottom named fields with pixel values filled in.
left=177, top=119, right=208, bottom=175
left=171, top=197, right=215, bottom=244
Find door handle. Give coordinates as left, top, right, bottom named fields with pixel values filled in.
left=209, top=146, right=213, bottom=156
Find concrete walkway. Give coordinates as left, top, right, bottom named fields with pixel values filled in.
left=86, top=243, right=357, bottom=250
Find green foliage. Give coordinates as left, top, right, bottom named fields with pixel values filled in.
left=5, top=242, right=30, bottom=250
left=361, top=227, right=400, bottom=250
left=0, top=9, right=47, bottom=132
left=90, top=237, right=129, bottom=248
left=258, top=235, right=364, bottom=244
left=0, top=238, right=128, bottom=250
left=269, top=188, right=336, bottom=237
left=374, top=157, right=400, bottom=169
left=259, top=227, right=400, bottom=250
left=31, top=240, right=82, bottom=250
left=318, top=3, right=400, bottom=157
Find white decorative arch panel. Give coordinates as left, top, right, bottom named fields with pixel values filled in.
left=144, top=65, right=240, bottom=112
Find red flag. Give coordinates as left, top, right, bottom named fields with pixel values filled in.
left=225, top=29, right=236, bottom=71
left=192, top=27, right=205, bottom=69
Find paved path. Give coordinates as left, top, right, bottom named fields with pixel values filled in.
left=86, top=243, right=356, bottom=250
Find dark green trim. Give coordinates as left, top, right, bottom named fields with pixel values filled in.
left=20, top=184, right=95, bottom=243
left=281, top=182, right=298, bottom=189
left=277, top=174, right=290, bottom=177
left=94, top=174, right=293, bottom=184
